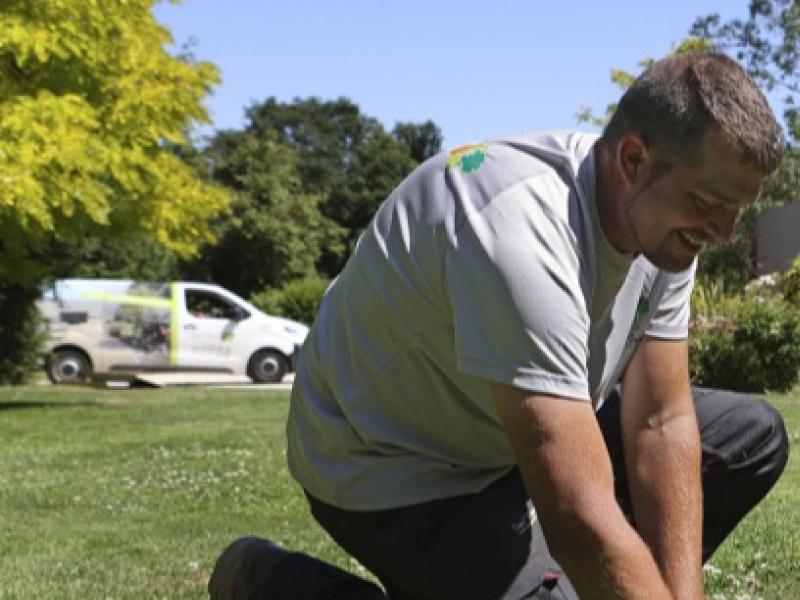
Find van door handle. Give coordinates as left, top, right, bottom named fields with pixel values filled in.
left=184, top=324, right=196, bottom=330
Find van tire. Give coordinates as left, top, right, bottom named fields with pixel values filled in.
left=46, top=349, right=92, bottom=384
left=247, top=350, right=288, bottom=383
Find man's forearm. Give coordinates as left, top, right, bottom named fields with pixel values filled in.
left=625, top=412, right=703, bottom=600
left=541, top=493, right=674, bottom=600
left=492, top=384, right=675, bottom=599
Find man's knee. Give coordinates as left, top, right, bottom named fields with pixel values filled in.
left=746, top=397, right=790, bottom=482
left=703, top=391, right=789, bottom=485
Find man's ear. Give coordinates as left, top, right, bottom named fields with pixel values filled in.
left=616, top=134, right=651, bottom=188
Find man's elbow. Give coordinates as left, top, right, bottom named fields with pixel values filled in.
left=631, top=410, right=701, bottom=459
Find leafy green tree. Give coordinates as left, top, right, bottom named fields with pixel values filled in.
left=45, top=235, right=180, bottom=282
left=323, top=130, right=417, bottom=253
left=242, top=97, right=426, bottom=273
left=0, top=0, right=228, bottom=283
left=246, top=97, right=379, bottom=195
left=0, top=0, right=228, bottom=382
left=181, top=132, right=344, bottom=296
left=392, top=120, right=443, bottom=163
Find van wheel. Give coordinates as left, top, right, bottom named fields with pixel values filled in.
left=46, top=349, right=92, bottom=384
left=248, top=350, right=288, bottom=383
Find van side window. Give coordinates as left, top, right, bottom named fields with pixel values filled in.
left=185, top=290, right=249, bottom=321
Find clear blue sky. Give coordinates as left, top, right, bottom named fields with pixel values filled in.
left=154, top=1, right=752, bottom=148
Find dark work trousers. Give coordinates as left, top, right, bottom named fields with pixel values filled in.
left=262, top=387, right=789, bottom=599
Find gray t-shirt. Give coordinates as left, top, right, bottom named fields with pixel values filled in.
left=287, top=131, right=695, bottom=511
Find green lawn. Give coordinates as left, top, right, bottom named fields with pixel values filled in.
left=0, top=386, right=797, bottom=599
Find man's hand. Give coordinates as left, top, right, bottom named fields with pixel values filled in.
left=492, top=384, right=673, bottom=599
left=621, top=337, right=703, bottom=600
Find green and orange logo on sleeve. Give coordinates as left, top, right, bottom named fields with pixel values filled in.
left=447, top=143, right=488, bottom=173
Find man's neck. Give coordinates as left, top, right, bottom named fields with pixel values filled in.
left=594, top=142, right=639, bottom=255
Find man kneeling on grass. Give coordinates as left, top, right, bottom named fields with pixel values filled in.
left=210, top=51, right=789, bottom=599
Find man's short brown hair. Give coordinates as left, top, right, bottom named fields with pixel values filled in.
left=601, top=51, right=784, bottom=174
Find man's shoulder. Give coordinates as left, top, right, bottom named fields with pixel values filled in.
left=439, top=130, right=598, bottom=215
left=493, top=130, right=600, bottom=171
left=442, top=130, right=598, bottom=175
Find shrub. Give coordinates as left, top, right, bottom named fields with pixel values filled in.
left=778, top=254, right=800, bottom=305
left=0, top=284, right=45, bottom=385
left=690, top=276, right=731, bottom=319
left=250, top=275, right=331, bottom=326
left=690, top=293, right=800, bottom=393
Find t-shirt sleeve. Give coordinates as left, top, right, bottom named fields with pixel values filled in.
left=445, top=179, right=591, bottom=401
left=644, top=259, right=696, bottom=339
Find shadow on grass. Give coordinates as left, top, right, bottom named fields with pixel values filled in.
left=0, top=401, right=100, bottom=411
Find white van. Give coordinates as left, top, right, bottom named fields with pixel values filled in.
left=38, top=279, right=308, bottom=384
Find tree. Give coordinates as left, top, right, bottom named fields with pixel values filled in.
left=46, top=235, right=180, bottom=282
left=0, top=0, right=228, bottom=382
left=323, top=129, right=417, bottom=249
left=392, top=120, right=443, bottom=163
left=246, top=97, right=382, bottom=195
left=242, top=97, right=429, bottom=273
left=180, top=131, right=344, bottom=297
left=0, top=0, right=228, bottom=283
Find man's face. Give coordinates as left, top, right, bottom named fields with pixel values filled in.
left=624, top=132, right=765, bottom=273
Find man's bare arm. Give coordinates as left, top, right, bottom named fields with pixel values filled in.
left=492, top=384, right=673, bottom=599
left=620, top=337, right=703, bottom=600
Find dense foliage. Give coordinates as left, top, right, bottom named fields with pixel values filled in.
left=250, top=275, right=331, bottom=326
left=690, top=276, right=800, bottom=392
left=0, top=0, right=228, bottom=380
left=240, top=97, right=440, bottom=274
left=179, top=97, right=443, bottom=298
left=0, top=283, right=43, bottom=384
left=0, top=0, right=228, bottom=282
left=180, top=132, right=343, bottom=296
left=45, top=235, right=180, bottom=282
